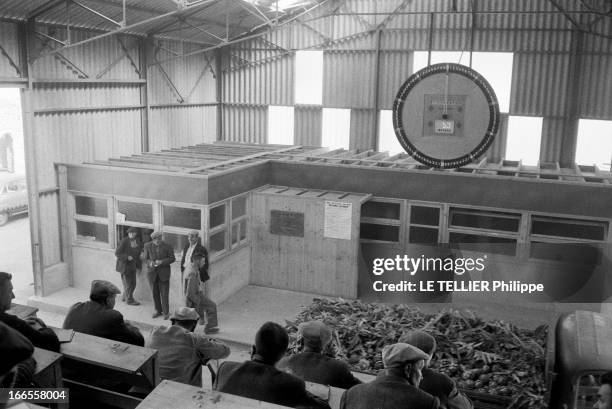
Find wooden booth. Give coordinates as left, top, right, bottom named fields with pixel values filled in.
left=52, top=142, right=612, bottom=312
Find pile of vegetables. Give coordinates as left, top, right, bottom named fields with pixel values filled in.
left=286, top=298, right=547, bottom=409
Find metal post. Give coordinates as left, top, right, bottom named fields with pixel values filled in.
left=427, top=12, right=434, bottom=66
left=140, top=36, right=152, bottom=152
left=215, top=48, right=223, bottom=141
left=559, top=29, right=583, bottom=167
left=372, top=29, right=382, bottom=151
left=21, top=20, right=45, bottom=296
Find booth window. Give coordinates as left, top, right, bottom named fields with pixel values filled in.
left=360, top=199, right=402, bottom=243
left=73, top=195, right=110, bottom=245
left=161, top=204, right=203, bottom=254
left=231, top=195, right=249, bottom=248
left=408, top=204, right=441, bottom=246
left=209, top=203, right=228, bottom=257
left=115, top=200, right=154, bottom=245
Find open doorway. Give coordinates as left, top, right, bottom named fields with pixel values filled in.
left=0, top=87, right=33, bottom=303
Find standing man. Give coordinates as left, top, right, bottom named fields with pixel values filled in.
left=185, top=248, right=219, bottom=334
left=115, top=226, right=142, bottom=305
left=143, top=231, right=175, bottom=320
left=180, top=230, right=208, bottom=293
left=0, top=132, right=14, bottom=172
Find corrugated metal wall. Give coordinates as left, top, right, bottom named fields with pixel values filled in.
left=0, top=21, right=20, bottom=78
left=0, top=23, right=217, bottom=292
left=220, top=0, right=612, bottom=167
left=294, top=106, right=322, bottom=146
left=223, top=104, right=267, bottom=143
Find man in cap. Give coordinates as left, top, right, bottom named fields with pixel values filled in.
left=181, top=230, right=209, bottom=290
left=115, top=226, right=143, bottom=305
left=595, top=372, right=612, bottom=409
left=214, top=321, right=331, bottom=409
left=339, top=343, right=440, bottom=409
left=146, top=307, right=230, bottom=387
left=0, top=272, right=60, bottom=352
left=400, top=330, right=472, bottom=409
left=277, top=321, right=361, bottom=389
left=185, top=246, right=219, bottom=334
left=63, top=280, right=144, bottom=346
left=0, top=322, right=35, bottom=389
left=143, top=231, right=175, bottom=319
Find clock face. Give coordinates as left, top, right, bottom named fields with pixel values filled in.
left=392, top=63, right=500, bottom=168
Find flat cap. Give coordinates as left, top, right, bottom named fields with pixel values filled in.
left=398, top=330, right=436, bottom=357
left=299, top=321, right=332, bottom=348
left=90, top=280, right=121, bottom=298
left=382, top=343, right=429, bottom=368
left=171, top=307, right=200, bottom=321
left=150, top=231, right=163, bottom=239
left=188, top=230, right=200, bottom=236
left=0, top=321, right=34, bottom=375
left=127, top=226, right=139, bottom=233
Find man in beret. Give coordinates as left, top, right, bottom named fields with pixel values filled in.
left=214, top=321, right=330, bottom=409
left=277, top=321, right=361, bottom=389
left=0, top=272, right=60, bottom=352
left=0, top=322, right=35, bottom=389
left=146, top=307, right=229, bottom=387
left=63, top=280, right=144, bottom=346
left=143, top=231, right=175, bottom=320
left=339, top=343, right=440, bottom=409
left=400, top=330, right=472, bottom=409
left=115, top=226, right=143, bottom=306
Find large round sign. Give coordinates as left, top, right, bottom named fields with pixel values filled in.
left=392, top=63, right=500, bottom=168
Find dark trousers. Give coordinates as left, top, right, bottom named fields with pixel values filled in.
left=149, top=275, right=169, bottom=315
left=121, top=269, right=137, bottom=302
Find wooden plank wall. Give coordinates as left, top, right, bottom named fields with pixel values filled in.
left=250, top=192, right=363, bottom=298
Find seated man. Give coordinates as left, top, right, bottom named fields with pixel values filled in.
left=400, top=330, right=473, bottom=409
left=595, top=372, right=612, bottom=409
left=214, top=321, right=331, bottom=409
left=63, top=280, right=144, bottom=346
left=0, top=272, right=60, bottom=352
left=185, top=246, right=219, bottom=334
left=340, top=343, right=439, bottom=409
left=277, top=321, right=361, bottom=389
left=146, top=307, right=230, bottom=387
left=0, top=321, right=35, bottom=389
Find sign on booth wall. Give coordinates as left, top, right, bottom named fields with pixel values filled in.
left=324, top=201, right=352, bottom=240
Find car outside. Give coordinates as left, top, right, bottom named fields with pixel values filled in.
left=0, top=173, right=28, bottom=226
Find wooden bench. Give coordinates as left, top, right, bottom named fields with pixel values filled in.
left=136, top=380, right=292, bottom=408
left=304, top=381, right=344, bottom=409
left=51, top=328, right=159, bottom=409
left=31, top=347, right=67, bottom=409
left=8, top=303, right=38, bottom=320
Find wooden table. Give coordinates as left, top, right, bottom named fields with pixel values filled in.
left=7, top=303, right=38, bottom=320
left=136, top=380, right=293, bottom=409
left=31, top=347, right=67, bottom=409
left=305, top=381, right=344, bottom=409
left=51, top=329, right=159, bottom=409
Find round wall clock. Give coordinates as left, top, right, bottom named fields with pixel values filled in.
left=392, top=63, right=500, bottom=169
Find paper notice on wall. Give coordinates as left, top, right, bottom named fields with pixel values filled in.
left=116, top=212, right=126, bottom=223
left=324, top=201, right=352, bottom=240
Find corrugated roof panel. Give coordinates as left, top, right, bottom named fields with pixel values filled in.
left=294, top=105, right=322, bottom=146
left=323, top=50, right=375, bottom=108
left=0, top=21, right=21, bottom=78
left=378, top=50, right=412, bottom=110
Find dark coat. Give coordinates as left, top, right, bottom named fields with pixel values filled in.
left=214, top=360, right=331, bottom=409
left=277, top=352, right=361, bottom=389
left=339, top=373, right=439, bottom=409
left=115, top=237, right=142, bottom=274
left=180, top=241, right=209, bottom=283
left=62, top=301, right=144, bottom=346
left=143, top=240, right=175, bottom=281
left=420, top=369, right=473, bottom=409
left=0, top=312, right=60, bottom=352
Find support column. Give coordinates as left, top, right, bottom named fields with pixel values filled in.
left=20, top=20, right=45, bottom=296
left=215, top=48, right=223, bottom=141
left=559, top=29, right=584, bottom=167
left=140, top=36, right=153, bottom=153
left=371, top=29, right=382, bottom=151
